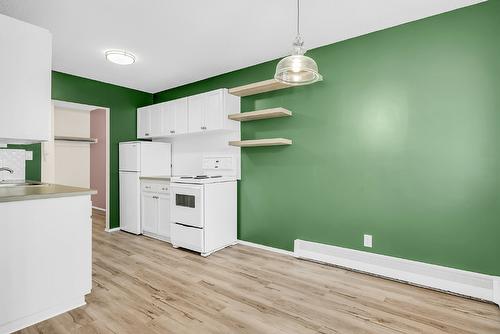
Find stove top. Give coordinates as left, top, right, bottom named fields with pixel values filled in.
left=171, top=175, right=237, bottom=184
left=181, top=175, right=222, bottom=180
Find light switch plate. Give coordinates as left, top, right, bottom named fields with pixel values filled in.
left=25, top=151, right=33, bottom=161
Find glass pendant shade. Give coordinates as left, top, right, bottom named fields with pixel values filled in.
left=274, top=54, right=322, bottom=85
left=274, top=0, right=323, bottom=86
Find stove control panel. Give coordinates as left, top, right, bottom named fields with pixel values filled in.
left=202, top=156, right=235, bottom=172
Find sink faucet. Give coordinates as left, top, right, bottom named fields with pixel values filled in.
left=0, top=167, right=14, bottom=174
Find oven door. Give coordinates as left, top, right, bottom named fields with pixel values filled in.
left=170, top=183, right=204, bottom=228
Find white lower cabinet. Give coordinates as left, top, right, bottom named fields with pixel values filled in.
left=141, top=192, right=158, bottom=234
left=157, top=194, right=171, bottom=237
left=141, top=180, right=171, bottom=242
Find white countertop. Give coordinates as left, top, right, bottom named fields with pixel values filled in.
left=0, top=182, right=96, bottom=203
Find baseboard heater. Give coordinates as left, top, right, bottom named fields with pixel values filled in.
left=294, top=239, right=500, bottom=306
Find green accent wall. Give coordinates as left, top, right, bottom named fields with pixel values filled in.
left=154, top=1, right=500, bottom=276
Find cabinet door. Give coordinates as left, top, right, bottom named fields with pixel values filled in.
left=137, top=107, right=152, bottom=138
left=187, top=94, right=204, bottom=133
left=161, top=102, right=175, bottom=135
left=173, top=98, right=188, bottom=135
left=150, top=105, right=163, bottom=137
left=203, top=90, right=223, bottom=131
left=0, top=14, right=51, bottom=142
left=157, top=194, right=171, bottom=239
left=141, top=192, right=158, bottom=234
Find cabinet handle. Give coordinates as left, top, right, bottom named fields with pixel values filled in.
left=170, top=130, right=175, bottom=134
left=145, top=133, right=150, bottom=136
left=201, top=126, right=207, bottom=130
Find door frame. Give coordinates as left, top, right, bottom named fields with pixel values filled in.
left=43, top=100, right=111, bottom=231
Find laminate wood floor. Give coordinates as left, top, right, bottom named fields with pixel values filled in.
left=17, top=211, right=500, bottom=334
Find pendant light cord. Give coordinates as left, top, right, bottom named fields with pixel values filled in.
left=297, top=0, right=300, bottom=36
left=292, top=0, right=304, bottom=54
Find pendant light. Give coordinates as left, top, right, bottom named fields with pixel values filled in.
left=274, top=0, right=323, bottom=85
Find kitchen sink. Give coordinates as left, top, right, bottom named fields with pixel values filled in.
left=0, top=181, right=47, bottom=188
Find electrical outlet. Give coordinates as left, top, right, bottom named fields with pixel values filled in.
left=364, top=234, right=373, bottom=248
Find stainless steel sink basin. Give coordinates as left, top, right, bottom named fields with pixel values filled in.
left=0, top=181, right=47, bottom=188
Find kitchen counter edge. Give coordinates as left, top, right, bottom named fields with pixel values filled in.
left=0, top=183, right=97, bottom=203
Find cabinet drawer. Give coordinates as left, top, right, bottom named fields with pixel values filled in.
left=171, top=223, right=203, bottom=252
left=141, top=183, right=158, bottom=192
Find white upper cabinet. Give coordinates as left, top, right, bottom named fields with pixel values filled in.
left=150, top=106, right=163, bottom=137
left=0, top=14, right=52, bottom=143
left=161, top=97, right=188, bottom=136
left=137, top=105, right=153, bottom=138
left=187, top=94, right=205, bottom=132
left=137, top=89, right=239, bottom=139
left=188, top=89, right=240, bottom=134
left=137, top=104, right=163, bottom=138
left=204, top=91, right=224, bottom=131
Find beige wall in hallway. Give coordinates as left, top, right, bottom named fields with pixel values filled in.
left=54, top=107, right=90, bottom=188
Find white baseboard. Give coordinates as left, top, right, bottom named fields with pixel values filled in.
left=238, top=239, right=294, bottom=257
left=105, top=227, right=120, bottom=233
left=294, top=239, right=500, bottom=306
left=92, top=206, right=106, bottom=212
left=0, top=296, right=85, bottom=333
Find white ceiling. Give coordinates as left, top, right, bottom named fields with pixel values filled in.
left=0, top=0, right=484, bottom=93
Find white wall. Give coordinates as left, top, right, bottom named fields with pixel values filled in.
left=155, top=132, right=241, bottom=178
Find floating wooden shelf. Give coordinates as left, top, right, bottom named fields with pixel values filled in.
left=228, top=79, right=290, bottom=97
left=228, top=108, right=292, bottom=122
left=54, top=136, right=98, bottom=144
left=229, top=138, right=292, bottom=147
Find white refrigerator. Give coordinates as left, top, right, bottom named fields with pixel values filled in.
left=119, top=141, right=171, bottom=234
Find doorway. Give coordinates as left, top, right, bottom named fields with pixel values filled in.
left=42, top=100, right=111, bottom=230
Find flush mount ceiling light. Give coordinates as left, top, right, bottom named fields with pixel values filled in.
left=274, top=0, right=323, bottom=86
left=105, top=50, right=136, bottom=65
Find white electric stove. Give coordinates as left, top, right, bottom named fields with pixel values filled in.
left=170, top=158, right=237, bottom=256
